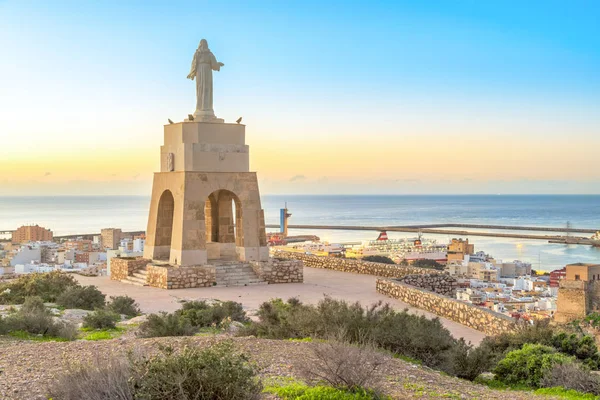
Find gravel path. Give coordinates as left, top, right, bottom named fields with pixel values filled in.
left=0, top=336, right=555, bottom=400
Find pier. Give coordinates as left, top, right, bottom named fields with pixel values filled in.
left=265, top=223, right=599, bottom=246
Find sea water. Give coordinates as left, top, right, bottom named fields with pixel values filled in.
left=1, top=195, right=599, bottom=271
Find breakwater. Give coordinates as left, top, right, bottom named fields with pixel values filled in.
left=265, top=224, right=597, bottom=245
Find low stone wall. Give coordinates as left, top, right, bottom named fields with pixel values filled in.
left=110, top=257, right=149, bottom=281
left=146, top=265, right=216, bottom=289
left=397, top=274, right=457, bottom=297
left=376, top=278, right=515, bottom=335
left=251, top=258, right=304, bottom=284
left=274, top=252, right=436, bottom=278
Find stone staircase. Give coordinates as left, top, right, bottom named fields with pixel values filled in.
left=214, top=263, right=267, bottom=287
left=120, top=267, right=149, bottom=286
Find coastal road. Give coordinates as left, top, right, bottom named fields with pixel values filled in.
left=75, top=266, right=486, bottom=345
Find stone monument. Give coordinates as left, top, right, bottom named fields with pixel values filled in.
left=143, top=39, right=269, bottom=266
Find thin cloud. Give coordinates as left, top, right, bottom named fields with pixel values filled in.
left=43, top=172, right=51, bottom=177
left=289, top=175, right=306, bottom=182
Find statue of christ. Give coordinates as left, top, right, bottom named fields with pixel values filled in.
left=187, top=39, right=224, bottom=121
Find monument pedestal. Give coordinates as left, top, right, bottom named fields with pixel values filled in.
left=143, top=121, right=268, bottom=267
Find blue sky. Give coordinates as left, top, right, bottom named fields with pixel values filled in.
left=0, top=0, right=599, bottom=194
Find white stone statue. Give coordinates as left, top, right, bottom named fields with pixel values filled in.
left=187, top=39, right=224, bottom=122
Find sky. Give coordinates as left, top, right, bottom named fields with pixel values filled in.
left=0, top=0, right=599, bottom=195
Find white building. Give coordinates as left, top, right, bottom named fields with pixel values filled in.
left=133, top=238, right=145, bottom=253
left=10, top=246, right=41, bottom=266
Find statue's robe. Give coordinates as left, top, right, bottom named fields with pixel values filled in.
left=188, top=50, right=221, bottom=116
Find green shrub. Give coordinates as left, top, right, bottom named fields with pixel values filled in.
left=493, top=343, right=574, bottom=387
left=3, top=306, right=77, bottom=340
left=411, top=259, right=445, bottom=270
left=479, top=320, right=556, bottom=362
left=362, top=256, right=395, bottom=264
left=106, top=296, right=140, bottom=318
left=130, top=341, right=262, bottom=400
left=243, top=297, right=458, bottom=370
left=83, top=309, right=121, bottom=330
left=56, top=286, right=105, bottom=310
left=551, top=333, right=600, bottom=369
left=479, top=321, right=600, bottom=369
left=0, top=316, right=7, bottom=335
left=541, top=362, right=600, bottom=395
left=443, top=338, right=493, bottom=380
left=137, top=312, right=196, bottom=338
left=176, top=300, right=248, bottom=328
left=20, top=296, right=48, bottom=314
left=0, top=271, right=79, bottom=304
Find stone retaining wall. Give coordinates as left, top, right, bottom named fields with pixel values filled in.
left=397, top=274, right=457, bottom=297
left=146, top=265, right=216, bottom=289
left=376, top=278, right=516, bottom=335
left=110, top=257, right=149, bottom=281
left=274, top=252, right=436, bottom=278
left=251, top=258, right=303, bottom=283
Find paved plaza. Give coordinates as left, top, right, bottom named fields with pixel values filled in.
left=76, top=267, right=486, bottom=344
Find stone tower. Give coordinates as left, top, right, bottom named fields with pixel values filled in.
left=143, top=121, right=269, bottom=266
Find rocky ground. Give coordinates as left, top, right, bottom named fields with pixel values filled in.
left=0, top=334, right=561, bottom=400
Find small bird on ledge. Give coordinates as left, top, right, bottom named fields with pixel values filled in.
left=236, top=117, right=243, bottom=124
left=168, top=118, right=174, bottom=124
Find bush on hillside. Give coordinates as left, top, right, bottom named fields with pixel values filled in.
left=56, top=286, right=105, bottom=310
left=0, top=271, right=79, bottom=304
left=493, top=343, right=573, bottom=387
left=479, top=321, right=600, bottom=369
left=136, top=312, right=196, bottom=338
left=47, top=354, right=133, bottom=400
left=106, top=296, right=140, bottom=318
left=129, top=341, right=262, bottom=400
left=48, top=341, right=260, bottom=400
left=0, top=316, right=8, bottom=335
left=3, top=303, right=77, bottom=340
left=551, top=332, right=600, bottom=369
left=83, top=309, right=121, bottom=330
left=443, top=339, right=494, bottom=381
left=295, top=340, right=387, bottom=394
left=362, top=256, right=395, bottom=265
left=241, top=297, right=458, bottom=370
left=176, top=300, right=248, bottom=328
left=411, top=259, right=445, bottom=270
left=541, top=362, right=600, bottom=395
left=20, top=296, right=47, bottom=314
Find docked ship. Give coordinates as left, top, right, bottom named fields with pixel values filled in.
left=345, top=231, right=447, bottom=263
left=592, top=231, right=600, bottom=247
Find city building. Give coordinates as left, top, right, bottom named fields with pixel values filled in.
left=555, top=263, right=600, bottom=323
left=101, top=228, right=122, bottom=250
left=75, top=251, right=101, bottom=264
left=64, top=240, right=93, bottom=252
left=11, top=225, right=53, bottom=244
left=565, top=263, right=600, bottom=281
left=500, top=261, right=532, bottom=278
left=9, top=245, right=41, bottom=266
left=133, top=238, right=145, bottom=253
left=447, top=238, right=474, bottom=263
